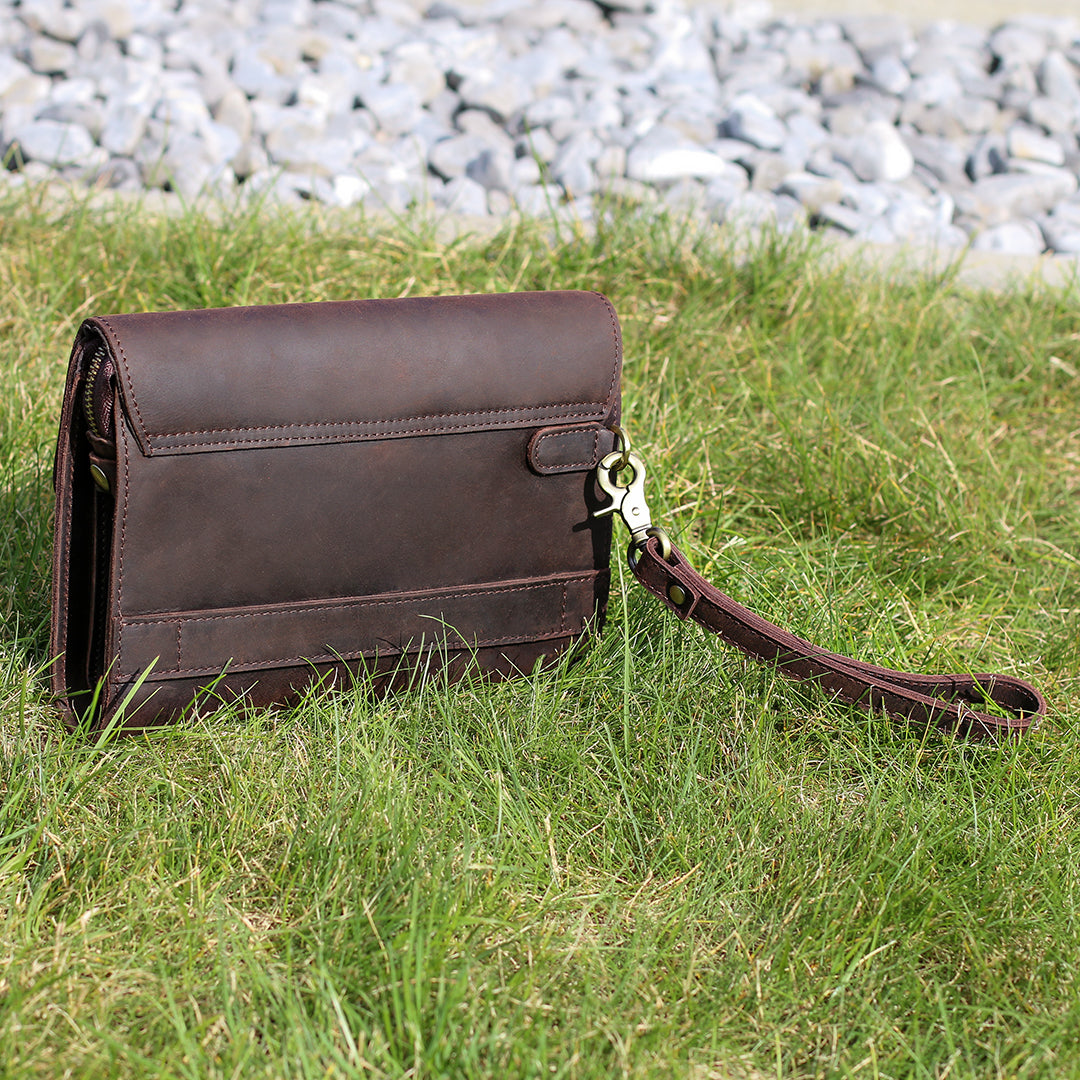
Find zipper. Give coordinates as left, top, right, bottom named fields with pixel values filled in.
left=83, top=340, right=116, bottom=492
left=81, top=337, right=118, bottom=693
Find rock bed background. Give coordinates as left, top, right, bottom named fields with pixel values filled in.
left=3, top=0, right=1080, bottom=256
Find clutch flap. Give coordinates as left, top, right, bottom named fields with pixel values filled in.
left=82, top=290, right=622, bottom=456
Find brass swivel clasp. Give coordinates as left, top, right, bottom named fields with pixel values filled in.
left=594, top=426, right=672, bottom=566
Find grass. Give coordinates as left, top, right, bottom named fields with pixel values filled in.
left=2, top=183, right=1080, bottom=1078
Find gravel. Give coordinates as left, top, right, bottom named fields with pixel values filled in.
left=2, top=0, right=1080, bottom=255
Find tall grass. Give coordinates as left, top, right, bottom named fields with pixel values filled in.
left=2, top=185, right=1079, bottom=1078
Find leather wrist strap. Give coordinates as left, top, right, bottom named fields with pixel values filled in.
left=631, top=536, right=1046, bottom=740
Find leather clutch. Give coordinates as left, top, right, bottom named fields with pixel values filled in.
left=51, top=291, right=621, bottom=730
left=51, top=288, right=1046, bottom=740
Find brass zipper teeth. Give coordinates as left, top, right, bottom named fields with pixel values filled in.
left=83, top=342, right=110, bottom=438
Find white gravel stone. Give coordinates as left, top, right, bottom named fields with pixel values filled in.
left=868, top=54, right=911, bottom=97
left=25, top=35, right=78, bottom=76
left=1007, top=124, right=1067, bottom=166
left=842, top=120, right=914, bottom=183
left=723, top=94, right=788, bottom=151
left=19, top=0, right=88, bottom=43
left=628, top=142, right=745, bottom=185
left=5, top=0, right=1080, bottom=250
left=972, top=219, right=1046, bottom=255
left=958, top=170, right=1080, bottom=225
left=438, top=174, right=489, bottom=216
left=9, top=118, right=96, bottom=165
left=777, top=171, right=843, bottom=213
left=99, top=102, right=148, bottom=156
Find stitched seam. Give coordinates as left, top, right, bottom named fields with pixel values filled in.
left=149, top=626, right=586, bottom=678
left=152, top=401, right=601, bottom=438
left=114, top=409, right=131, bottom=685
left=120, top=573, right=604, bottom=677
left=592, top=291, right=622, bottom=412
left=145, top=402, right=604, bottom=447
left=125, top=575, right=599, bottom=629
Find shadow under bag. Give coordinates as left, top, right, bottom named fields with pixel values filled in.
left=51, top=291, right=621, bottom=730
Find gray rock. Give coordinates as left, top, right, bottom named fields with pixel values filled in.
left=747, top=152, right=790, bottom=192
left=465, top=146, right=515, bottom=192
left=19, top=0, right=88, bottom=43
left=9, top=118, right=96, bottom=165
left=723, top=191, right=807, bottom=232
left=513, top=183, right=558, bottom=216
left=867, top=54, right=911, bottom=96
left=840, top=121, right=913, bottom=183
left=785, top=37, right=863, bottom=91
left=814, top=200, right=865, bottom=235
left=437, top=174, right=489, bottom=216
left=1043, top=227, right=1080, bottom=255
left=972, top=220, right=1046, bottom=254
left=552, top=130, right=603, bottom=196
left=4, top=0, right=1080, bottom=245
left=824, top=90, right=901, bottom=134
left=24, top=35, right=78, bottom=76
left=456, top=56, right=538, bottom=123
left=1008, top=124, right=1066, bottom=166
left=594, top=143, right=627, bottom=181
left=80, top=0, right=138, bottom=41
left=991, top=23, right=1051, bottom=68
left=958, top=170, right=1079, bottom=225
left=387, top=41, right=447, bottom=106
left=904, top=71, right=964, bottom=109
left=213, top=86, right=253, bottom=142
left=230, top=139, right=269, bottom=180
left=904, top=133, right=970, bottom=188
left=1044, top=197, right=1080, bottom=229
left=91, top=156, right=142, bottom=190
left=97, top=102, right=149, bottom=156
left=627, top=137, right=745, bottom=185
left=429, top=132, right=493, bottom=181
left=512, top=155, right=542, bottom=187
left=310, top=173, right=371, bottom=209
left=266, top=127, right=356, bottom=178
left=1027, top=95, right=1080, bottom=136
left=1038, top=50, right=1080, bottom=106
left=966, top=134, right=1009, bottom=180
left=154, top=83, right=213, bottom=133
left=359, top=80, right=424, bottom=137
left=0, top=55, right=34, bottom=98
left=722, top=94, right=787, bottom=151
left=516, top=127, right=558, bottom=166
left=777, top=170, right=843, bottom=213
left=230, top=44, right=295, bottom=103
left=839, top=15, right=913, bottom=60
left=952, top=96, right=1001, bottom=135
left=158, top=131, right=235, bottom=200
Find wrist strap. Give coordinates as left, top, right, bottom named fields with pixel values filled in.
left=631, top=536, right=1045, bottom=740
left=593, top=428, right=1046, bottom=740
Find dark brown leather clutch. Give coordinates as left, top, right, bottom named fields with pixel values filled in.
left=51, top=291, right=621, bottom=730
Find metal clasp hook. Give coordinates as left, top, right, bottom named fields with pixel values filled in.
left=594, top=448, right=672, bottom=565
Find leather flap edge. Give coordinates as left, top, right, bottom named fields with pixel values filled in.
left=83, top=291, right=622, bottom=456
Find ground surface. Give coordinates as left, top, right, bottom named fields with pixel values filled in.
left=768, top=0, right=1074, bottom=25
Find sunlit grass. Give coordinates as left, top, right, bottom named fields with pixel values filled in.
left=2, top=184, right=1079, bottom=1079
